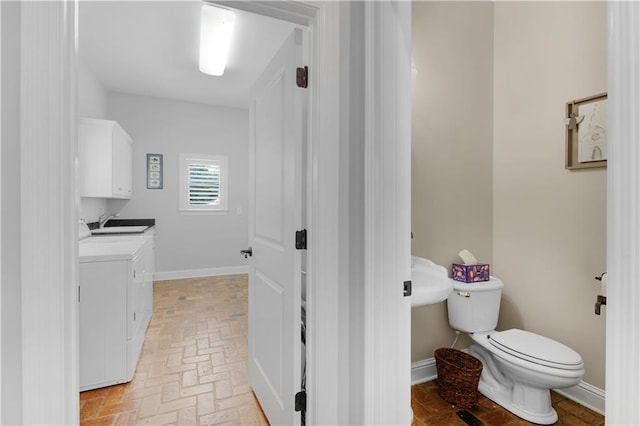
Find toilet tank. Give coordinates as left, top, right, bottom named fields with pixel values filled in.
left=447, top=277, right=504, bottom=333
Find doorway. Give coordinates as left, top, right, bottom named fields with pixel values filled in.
left=77, top=2, right=307, bottom=424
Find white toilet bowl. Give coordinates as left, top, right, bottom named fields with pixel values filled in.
left=447, top=277, right=585, bottom=424
left=468, top=330, right=584, bottom=424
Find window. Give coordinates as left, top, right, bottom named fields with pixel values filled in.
left=179, top=153, right=228, bottom=213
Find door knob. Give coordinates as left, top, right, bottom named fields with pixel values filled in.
left=241, top=247, right=253, bottom=258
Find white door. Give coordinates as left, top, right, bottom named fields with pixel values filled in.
left=247, top=28, right=304, bottom=426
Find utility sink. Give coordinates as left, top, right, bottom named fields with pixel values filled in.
left=411, top=256, right=454, bottom=307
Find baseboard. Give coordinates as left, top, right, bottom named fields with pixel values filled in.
left=411, top=356, right=605, bottom=415
left=554, top=381, right=605, bottom=415
left=411, top=358, right=438, bottom=385
left=154, top=266, right=248, bottom=281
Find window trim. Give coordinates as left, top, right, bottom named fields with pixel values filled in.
left=179, top=152, right=228, bottom=214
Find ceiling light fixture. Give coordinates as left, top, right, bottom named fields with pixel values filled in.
left=199, top=5, right=235, bottom=77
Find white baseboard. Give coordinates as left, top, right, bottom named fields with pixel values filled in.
left=411, top=356, right=605, bottom=415
left=411, top=357, right=438, bottom=385
left=154, top=266, right=248, bottom=281
left=554, top=381, right=605, bottom=415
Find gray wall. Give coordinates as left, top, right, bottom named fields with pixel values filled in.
left=1, top=2, right=23, bottom=423
left=107, top=92, right=249, bottom=275
left=411, top=1, right=494, bottom=361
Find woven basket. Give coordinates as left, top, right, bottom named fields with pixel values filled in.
left=434, top=348, right=483, bottom=408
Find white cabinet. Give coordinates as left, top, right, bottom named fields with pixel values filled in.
left=127, top=238, right=155, bottom=379
left=79, top=237, right=154, bottom=391
left=79, top=118, right=133, bottom=199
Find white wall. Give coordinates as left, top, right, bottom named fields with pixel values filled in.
left=411, top=1, right=494, bottom=362
left=1, top=2, right=22, bottom=423
left=493, top=1, right=607, bottom=389
left=107, top=92, right=249, bottom=275
left=78, top=59, right=109, bottom=223
left=78, top=59, right=107, bottom=120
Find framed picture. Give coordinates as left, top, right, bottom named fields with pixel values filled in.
left=565, top=92, right=607, bottom=170
left=147, top=153, right=163, bottom=189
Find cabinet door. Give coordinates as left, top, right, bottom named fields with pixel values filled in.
left=79, top=118, right=133, bottom=199
left=79, top=260, right=128, bottom=391
left=112, top=125, right=133, bottom=198
left=140, top=239, right=155, bottom=329
left=79, top=118, right=113, bottom=197
left=127, top=247, right=148, bottom=379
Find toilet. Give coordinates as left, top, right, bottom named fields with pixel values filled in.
left=447, top=277, right=585, bottom=425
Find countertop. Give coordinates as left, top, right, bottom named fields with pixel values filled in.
left=79, top=234, right=154, bottom=263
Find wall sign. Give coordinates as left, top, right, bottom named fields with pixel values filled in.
left=147, top=153, right=163, bottom=189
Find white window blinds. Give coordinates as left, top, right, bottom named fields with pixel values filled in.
left=188, top=163, right=220, bottom=205
left=179, top=153, right=228, bottom=213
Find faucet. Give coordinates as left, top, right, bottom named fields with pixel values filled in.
left=98, top=212, right=118, bottom=228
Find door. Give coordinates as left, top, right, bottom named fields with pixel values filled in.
left=247, top=28, right=304, bottom=425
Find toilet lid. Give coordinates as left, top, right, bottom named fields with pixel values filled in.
left=489, top=329, right=583, bottom=370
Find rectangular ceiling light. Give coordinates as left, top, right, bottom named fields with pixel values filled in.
left=199, top=5, right=235, bottom=76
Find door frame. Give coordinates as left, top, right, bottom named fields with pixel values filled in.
left=15, top=0, right=414, bottom=424
left=18, top=2, right=79, bottom=424
left=606, top=2, right=640, bottom=424
left=0, top=2, right=3, bottom=421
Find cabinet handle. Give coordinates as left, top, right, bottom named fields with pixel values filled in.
left=133, top=270, right=136, bottom=279
left=133, top=312, right=136, bottom=321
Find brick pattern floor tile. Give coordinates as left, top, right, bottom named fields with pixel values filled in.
left=411, top=380, right=605, bottom=426
left=80, top=275, right=268, bottom=426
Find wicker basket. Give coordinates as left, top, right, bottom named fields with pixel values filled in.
left=434, top=348, right=483, bottom=408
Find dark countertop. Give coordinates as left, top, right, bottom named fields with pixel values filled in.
left=87, top=218, right=156, bottom=230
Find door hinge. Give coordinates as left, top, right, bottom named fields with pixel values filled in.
left=295, top=229, right=307, bottom=250
left=403, top=280, right=412, bottom=297
left=294, top=390, right=306, bottom=412
left=296, top=66, right=308, bottom=88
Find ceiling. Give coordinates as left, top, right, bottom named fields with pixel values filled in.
left=79, top=1, right=296, bottom=109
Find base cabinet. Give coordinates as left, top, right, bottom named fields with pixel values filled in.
left=79, top=238, right=155, bottom=391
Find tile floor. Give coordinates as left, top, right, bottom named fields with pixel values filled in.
left=81, top=274, right=604, bottom=426
left=412, top=380, right=605, bottom=426
left=79, top=275, right=268, bottom=426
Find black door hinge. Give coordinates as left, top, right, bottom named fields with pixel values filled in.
left=295, top=390, right=306, bottom=412
left=295, top=229, right=307, bottom=250
left=296, top=66, right=308, bottom=88
left=403, top=280, right=412, bottom=297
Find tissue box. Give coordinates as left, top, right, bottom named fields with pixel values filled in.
left=452, top=263, right=490, bottom=283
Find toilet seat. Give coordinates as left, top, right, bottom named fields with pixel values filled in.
left=489, top=329, right=583, bottom=370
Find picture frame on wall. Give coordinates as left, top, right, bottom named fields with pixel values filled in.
left=565, top=92, right=607, bottom=170
left=147, top=153, right=163, bottom=189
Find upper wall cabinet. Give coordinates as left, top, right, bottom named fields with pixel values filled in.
left=80, top=118, right=133, bottom=199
